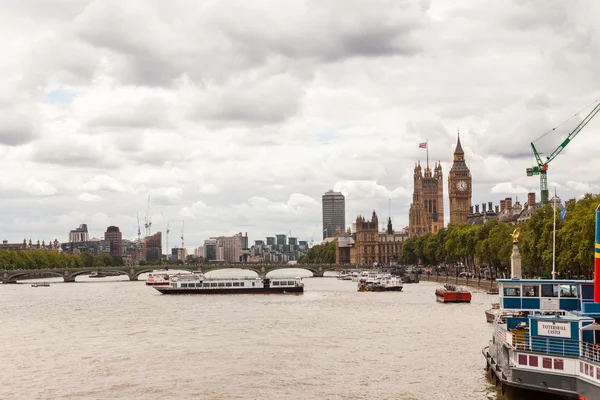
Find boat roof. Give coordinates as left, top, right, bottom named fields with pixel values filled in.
left=497, top=279, right=593, bottom=284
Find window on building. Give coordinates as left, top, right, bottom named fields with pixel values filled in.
left=541, top=284, right=558, bottom=297
left=523, top=285, right=539, bottom=297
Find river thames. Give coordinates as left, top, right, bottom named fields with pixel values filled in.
left=0, top=270, right=559, bottom=400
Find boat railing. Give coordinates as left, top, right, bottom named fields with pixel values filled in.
left=493, top=323, right=600, bottom=363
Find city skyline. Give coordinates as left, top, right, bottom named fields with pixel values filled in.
left=1, top=1, right=600, bottom=247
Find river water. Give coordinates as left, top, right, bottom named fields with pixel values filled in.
left=0, top=269, right=557, bottom=400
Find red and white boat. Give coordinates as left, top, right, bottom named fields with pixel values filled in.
left=435, top=284, right=471, bottom=303
left=145, top=271, right=173, bottom=286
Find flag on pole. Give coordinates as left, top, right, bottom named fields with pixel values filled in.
left=560, top=205, right=567, bottom=221
left=419, top=142, right=427, bottom=148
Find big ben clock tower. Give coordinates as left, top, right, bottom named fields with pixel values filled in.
left=448, top=133, right=472, bottom=224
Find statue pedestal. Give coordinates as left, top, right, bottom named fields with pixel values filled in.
left=511, top=243, right=522, bottom=279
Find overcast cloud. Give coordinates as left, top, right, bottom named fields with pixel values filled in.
left=1, top=0, right=600, bottom=249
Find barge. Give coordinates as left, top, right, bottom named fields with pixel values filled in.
left=152, top=274, right=304, bottom=295
left=435, top=284, right=471, bottom=303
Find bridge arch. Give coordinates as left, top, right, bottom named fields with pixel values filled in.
left=265, top=266, right=319, bottom=277
left=68, top=269, right=129, bottom=281
left=4, top=269, right=65, bottom=283
left=201, top=266, right=262, bottom=276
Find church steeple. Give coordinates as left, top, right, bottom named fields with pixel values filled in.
left=387, top=217, right=393, bottom=234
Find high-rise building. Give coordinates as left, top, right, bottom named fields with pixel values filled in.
left=213, top=233, right=243, bottom=262
left=204, top=239, right=217, bottom=261
left=69, top=224, right=89, bottom=243
left=104, top=226, right=122, bottom=256
left=448, top=134, right=472, bottom=224
left=408, top=160, right=444, bottom=236
left=322, top=190, right=345, bottom=240
left=144, top=232, right=162, bottom=261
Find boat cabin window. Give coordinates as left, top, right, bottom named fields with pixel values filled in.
left=240, top=282, right=245, bottom=287
left=171, top=283, right=177, bottom=288
left=181, top=283, right=188, bottom=288
left=288, top=281, right=295, bottom=285
left=273, top=281, right=280, bottom=286
left=559, top=284, right=577, bottom=297
left=226, top=283, right=232, bottom=287
left=522, top=285, right=539, bottom=297
left=541, top=284, right=558, bottom=297
left=211, top=283, right=217, bottom=287
left=218, top=283, right=225, bottom=287
left=203, top=283, right=210, bottom=287
left=233, top=282, right=240, bottom=287
left=503, top=286, right=521, bottom=297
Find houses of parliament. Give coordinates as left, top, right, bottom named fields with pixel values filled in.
left=408, top=134, right=472, bottom=236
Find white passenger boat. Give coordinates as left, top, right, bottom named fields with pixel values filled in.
left=152, top=274, right=304, bottom=295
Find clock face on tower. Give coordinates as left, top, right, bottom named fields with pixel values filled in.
left=456, top=180, right=467, bottom=191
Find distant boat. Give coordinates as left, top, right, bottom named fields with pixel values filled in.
left=89, top=271, right=108, bottom=278
left=31, top=282, right=50, bottom=287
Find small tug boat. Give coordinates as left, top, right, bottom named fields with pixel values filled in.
left=435, top=284, right=471, bottom=303
left=152, top=274, right=304, bottom=295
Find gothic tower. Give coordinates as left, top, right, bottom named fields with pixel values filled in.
left=409, top=160, right=444, bottom=236
left=448, top=133, right=472, bottom=224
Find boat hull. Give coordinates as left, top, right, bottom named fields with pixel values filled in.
left=368, top=286, right=403, bottom=292
left=435, top=290, right=471, bottom=303
left=154, top=286, right=304, bottom=295
left=146, top=282, right=170, bottom=286
left=485, top=309, right=497, bottom=323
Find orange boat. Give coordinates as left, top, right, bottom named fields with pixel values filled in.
left=435, top=284, right=471, bottom=303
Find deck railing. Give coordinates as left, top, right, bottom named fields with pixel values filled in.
left=493, top=323, right=600, bottom=364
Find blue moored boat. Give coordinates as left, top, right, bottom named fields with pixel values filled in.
left=483, top=209, right=600, bottom=399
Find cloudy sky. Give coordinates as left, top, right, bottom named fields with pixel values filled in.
left=1, top=0, right=600, bottom=249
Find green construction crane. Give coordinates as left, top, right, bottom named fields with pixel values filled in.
left=527, top=100, right=600, bottom=205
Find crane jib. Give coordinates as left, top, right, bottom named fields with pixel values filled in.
left=526, top=98, right=600, bottom=205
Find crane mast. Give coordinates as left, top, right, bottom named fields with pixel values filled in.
left=136, top=213, right=141, bottom=243
left=181, top=220, right=185, bottom=249
left=144, top=195, right=152, bottom=236
left=527, top=100, right=600, bottom=205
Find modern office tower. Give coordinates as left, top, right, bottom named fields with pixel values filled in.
left=104, top=226, right=122, bottom=256
left=322, top=190, right=345, bottom=240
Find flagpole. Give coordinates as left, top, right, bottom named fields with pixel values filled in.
left=426, top=139, right=429, bottom=168
left=552, top=187, right=556, bottom=280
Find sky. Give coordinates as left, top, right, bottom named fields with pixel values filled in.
left=1, top=0, right=600, bottom=250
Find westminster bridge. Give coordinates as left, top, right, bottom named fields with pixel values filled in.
left=0, top=263, right=374, bottom=284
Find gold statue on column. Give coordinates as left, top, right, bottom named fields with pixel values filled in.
left=511, top=228, right=520, bottom=244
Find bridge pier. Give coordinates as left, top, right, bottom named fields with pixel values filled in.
left=129, top=266, right=138, bottom=281
left=63, top=268, right=75, bottom=283
left=3, top=270, right=7, bottom=284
